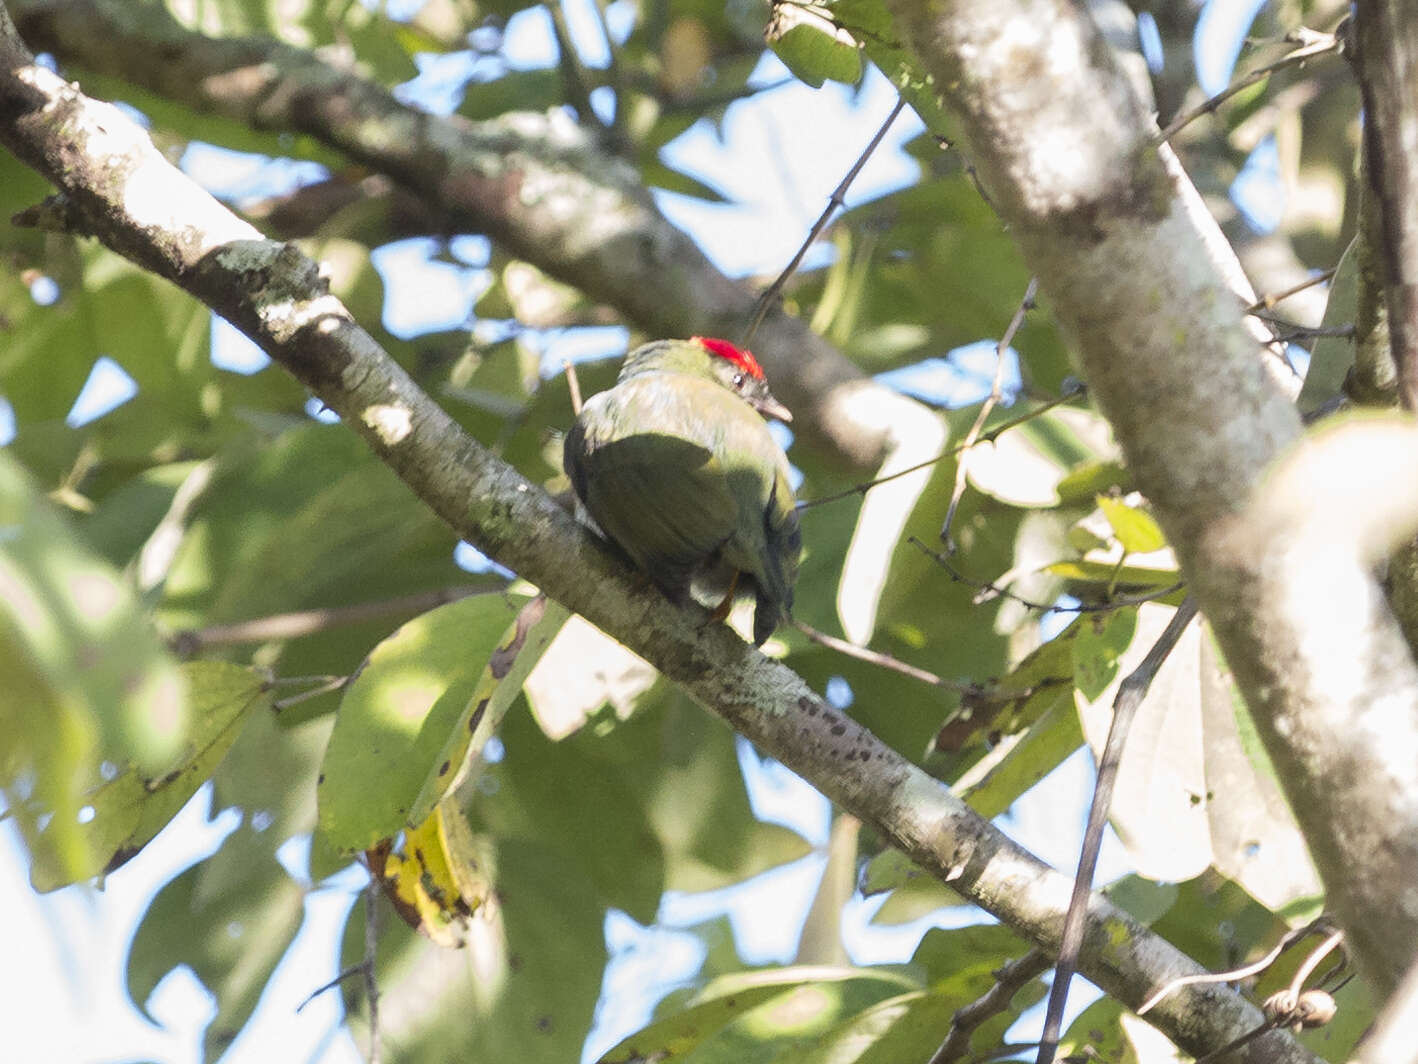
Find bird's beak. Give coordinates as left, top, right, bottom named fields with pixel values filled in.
left=752, top=392, right=793, bottom=423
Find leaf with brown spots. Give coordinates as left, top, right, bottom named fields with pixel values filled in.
left=28, top=662, right=267, bottom=892
left=366, top=798, right=492, bottom=947
left=407, top=595, right=569, bottom=825
left=317, top=590, right=548, bottom=853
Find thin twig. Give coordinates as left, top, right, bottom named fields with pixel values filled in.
left=586, top=0, right=627, bottom=142
left=909, top=537, right=1185, bottom=615
left=271, top=674, right=349, bottom=712
left=365, top=874, right=381, bottom=1064
left=1035, top=597, right=1199, bottom=1064
left=1246, top=266, right=1337, bottom=313
left=929, top=948, right=1052, bottom=1064
left=168, top=585, right=500, bottom=655
left=941, top=277, right=1038, bottom=551
left=793, top=618, right=978, bottom=693
left=1138, top=916, right=1336, bottom=1015
left=741, top=97, right=907, bottom=348
left=1288, top=928, right=1346, bottom=999
left=798, top=382, right=1085, bottom=513
left=565, top=358, right=584, bottom=415
left=1262, top=322, right=1355, bottom=345
left=545, top=1, right=604, bottom=133
left=1152, top=28, right=1341, bottom=146
left=296, top=962, right=369, bottom=1013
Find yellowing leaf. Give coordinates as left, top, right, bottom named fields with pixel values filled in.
left=1096, top=495, right=1167, bottom=554
left=367, top=799, right=493, bottom=947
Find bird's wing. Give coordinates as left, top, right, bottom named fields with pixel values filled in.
left=571, top=386, right=741, bottom=592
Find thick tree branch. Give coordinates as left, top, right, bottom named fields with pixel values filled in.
left=881, top=0, right=1418, bottom=995
left=1352, top=2, right=1418, bottom=411
left=0, top=17, right=1323, bottom=1061
left=6, top=0, right=925, bottom=472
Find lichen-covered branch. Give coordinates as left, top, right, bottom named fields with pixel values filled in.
left=0, top=15, right=1323, bottom=1060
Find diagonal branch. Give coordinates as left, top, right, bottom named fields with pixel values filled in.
left=0, top=17, right=1322, bottom=1062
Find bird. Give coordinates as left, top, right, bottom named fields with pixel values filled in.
left=563, top=336, right=801, bottom=646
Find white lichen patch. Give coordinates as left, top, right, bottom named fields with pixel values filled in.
left=363, top=402, right=412, bottom=445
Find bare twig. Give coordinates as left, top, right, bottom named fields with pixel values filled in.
left=929, top=948, right=1052, bottom=1064
left=1138, top=916, right=1336, bottom=1016
left=296, top=962, right=369, bottom=1013
left=941, top=277, right=1038, bottom=550
left=1035, top=597, right=1199, bottom=1064
left=1259, top=322, right=1355, bottom=345
left=793, top=618, right=978, bottom=693
left=1152, top=28, right=1341, bottom=146
left=270, top=674, right=349, bottom=712
left=798, top=382, right=1085, bottom=513
left=741, top=97, right=907, bottom=348
left=1287, top=928, right=1346, bottom=998
left=1187, top=926, right=1346, bottom=1064
left=545, top=1, right=604, bottom=133
left=168, top=585, right=501, bottom=656
left=565, top=359, right=584, bottom=416
left=1246, top=266, right=1337, bottom=313
left=586, top=0, right=626, bottom=142
left=908, top=537, right=1185, bottom=615
left=365, top=874, right=382, bottom=1064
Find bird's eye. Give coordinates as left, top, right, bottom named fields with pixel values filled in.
left=732, top=372, right=746, bottom=389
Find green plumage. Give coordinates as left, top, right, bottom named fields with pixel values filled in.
left=564, top=338, right=801, bottom=645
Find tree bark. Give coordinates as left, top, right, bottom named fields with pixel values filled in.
left=881, top=0, right=1418, bottom=995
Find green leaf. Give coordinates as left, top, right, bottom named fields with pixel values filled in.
left=1103, top=874, right=1179, bottom=926
left=470, top=698, right=668, bottom=922
left=861, top=849, right=961, bottom=926
left=1072, top=606, right=1138, bottom=701
left=159, top=426, right=462, bottom=632
left=955, top=686, right=1082, bottom=819
left=1056, top=459, right=1131, bottom=504
left=28, top=662, right=266, bottom=892
left=0, top=452, right=191, bottom=886
left=127, top=845, right=304, bottom=1060
left=603, top=967, right=920, bottom=1062
left=1096, top=495, right=1168, bottom=554
left=1300, top=237, right=1357, bottom=413
left=408, top=594, right=569, bottom=824
left=1045, top=559, right=1182, bottom=594
left=765, top=3, right=863, bottom=88
left=642, top=159, right=731, bottom=202
left=316, top=590, right=535, bottom=853
left=1059, top=996, right=1139, bottom=1063
left=1148, top=872, right=1287, bottom=972
left=597, top=981, right=796, bottom=1062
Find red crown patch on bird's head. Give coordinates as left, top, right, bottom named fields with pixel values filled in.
left=693, top=336, right=765, bottom=380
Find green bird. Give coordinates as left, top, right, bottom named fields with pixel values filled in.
left=564, top=336, right=802, bottom=646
